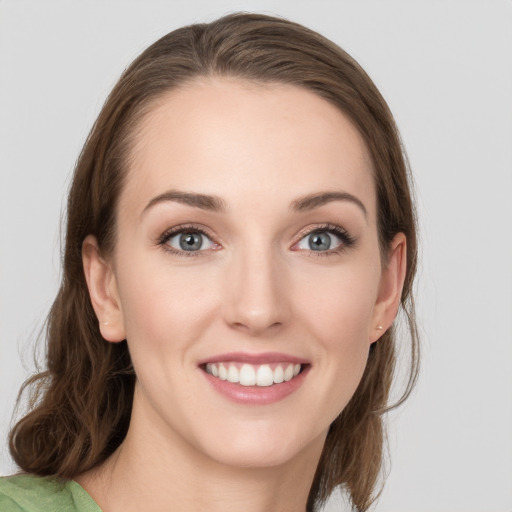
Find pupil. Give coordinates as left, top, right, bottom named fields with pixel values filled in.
left=179, top=233, right=202, bottom=251
left=309, top=232, right=331, bottom=251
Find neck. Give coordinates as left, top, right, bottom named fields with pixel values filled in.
left=77, top=384, right=325, bottom=512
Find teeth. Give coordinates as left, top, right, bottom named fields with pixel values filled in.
left=284, top=364, right=294, bottom=381
left=273, top=365, right=284, bottom=383
left=227, top=365, right=239, bottom=383
left=218, top=363, right=227, bottom=380
left=256, top=365, right=274, bottom=387
left=239, top=364, right=256, bottom=386
left=205, top=362, right=303, bottom=386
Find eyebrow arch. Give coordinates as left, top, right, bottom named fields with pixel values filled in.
left=142, top=190, right=227, bottom=216
left=291, top=191, right=367, bottom=217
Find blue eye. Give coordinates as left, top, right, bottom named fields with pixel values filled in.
left=178, top=232, right=203, bottom=251
left=295, top=226, right=354, bottom=253
left=297, top=231, right=341, bottom=252
left=307, top=232, right=333, bottom=251
left=163, top=229, right=217, bottom=254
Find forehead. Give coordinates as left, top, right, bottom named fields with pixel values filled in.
left=121, top=77, right=376, bottom=217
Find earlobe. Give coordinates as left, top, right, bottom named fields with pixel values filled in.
left=82, top=235, right=126, bottom=343
left=370, top=233, right=407, bottom=343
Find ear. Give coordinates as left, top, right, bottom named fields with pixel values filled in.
left=370, top=232, right=407, bottom=343
left=82, top=234, right=126, bottom=343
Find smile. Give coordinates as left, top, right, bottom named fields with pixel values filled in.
left=199, top=352, right=310, bottom=405
left=205, top=362, right=302, bottom=387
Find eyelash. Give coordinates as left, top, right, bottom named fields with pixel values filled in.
left=295, top=223, right=357, bottom=258
left=157, top=224, right=216, bottom=258
left=157, top=223, right=356, bottom=258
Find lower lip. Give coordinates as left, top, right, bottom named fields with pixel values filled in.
left=201, top=366, right=310, bottom=405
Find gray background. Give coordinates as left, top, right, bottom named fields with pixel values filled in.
left=1, top=1, right=511, bottom=511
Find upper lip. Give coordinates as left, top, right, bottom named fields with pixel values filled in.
left=198, top=351, right=309, bottom=366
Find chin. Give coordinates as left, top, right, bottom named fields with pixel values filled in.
left=209, top=443, right=303, bottom=469
left=194, top=420, right=326, bottom=470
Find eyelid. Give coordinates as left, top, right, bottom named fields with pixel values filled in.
left=291, top=223, right=356, bottom=253
left=156, top=222, right=355, bottom=258
left=157, top=223, right=221, bottom=256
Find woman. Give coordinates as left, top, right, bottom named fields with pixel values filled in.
left=1, top=12, right=419, bottom=512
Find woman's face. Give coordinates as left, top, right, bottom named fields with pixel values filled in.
left=94, top=78, right=399, bottom=469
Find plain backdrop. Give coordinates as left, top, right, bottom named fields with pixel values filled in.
left=1, top=1, right=511, bottom=511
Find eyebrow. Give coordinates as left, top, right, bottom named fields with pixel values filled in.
left=142, top=189, right=367, bottom=218
left=291, top=191, right=367, bottom=217
left=142, top=190, right=227, bottom=216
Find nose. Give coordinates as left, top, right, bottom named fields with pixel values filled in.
left=222, top=244, right=290, bottom=336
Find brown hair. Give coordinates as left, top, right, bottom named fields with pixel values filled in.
left=9, top=13, right=419, bottom=512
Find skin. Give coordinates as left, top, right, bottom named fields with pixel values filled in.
left=79, top=78, right=406, bottom=512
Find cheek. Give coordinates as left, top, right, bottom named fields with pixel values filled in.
left=292, top=260, right=381, bottom=411
left=115, top=255, right=219, bottom=350
left=114, top=258, right=221, bottom=414
left=294, top=261, right=380, bottom=346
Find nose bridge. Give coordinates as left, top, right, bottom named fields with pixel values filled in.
left=223, top=237, right=288, bottom=335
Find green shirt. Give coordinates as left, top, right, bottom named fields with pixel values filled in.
left=0, top=474, right=102, bottom=512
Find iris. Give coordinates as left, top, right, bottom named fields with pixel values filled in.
left=180, top=233, right=203, bottom=251
left=309, top=232, right=331, bottom=251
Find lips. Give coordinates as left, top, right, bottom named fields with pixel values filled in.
left=199, top=352, right=310, bottom=405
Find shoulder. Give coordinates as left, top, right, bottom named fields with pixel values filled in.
left=0, top=474, right=102, bottom=512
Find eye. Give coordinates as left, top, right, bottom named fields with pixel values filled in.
left=297, top=231, right=340, bottom=252
left=294, top=225, right=355, bottom=254
left=160, top=227, right=218, bottom=255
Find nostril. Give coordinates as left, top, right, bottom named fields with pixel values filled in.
left=228, top=320, right=284, bottom=336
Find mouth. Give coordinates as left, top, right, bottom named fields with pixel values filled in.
left=198, top=352, right=310, bottom=405
left=203, top=361, right=304, bottom=387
